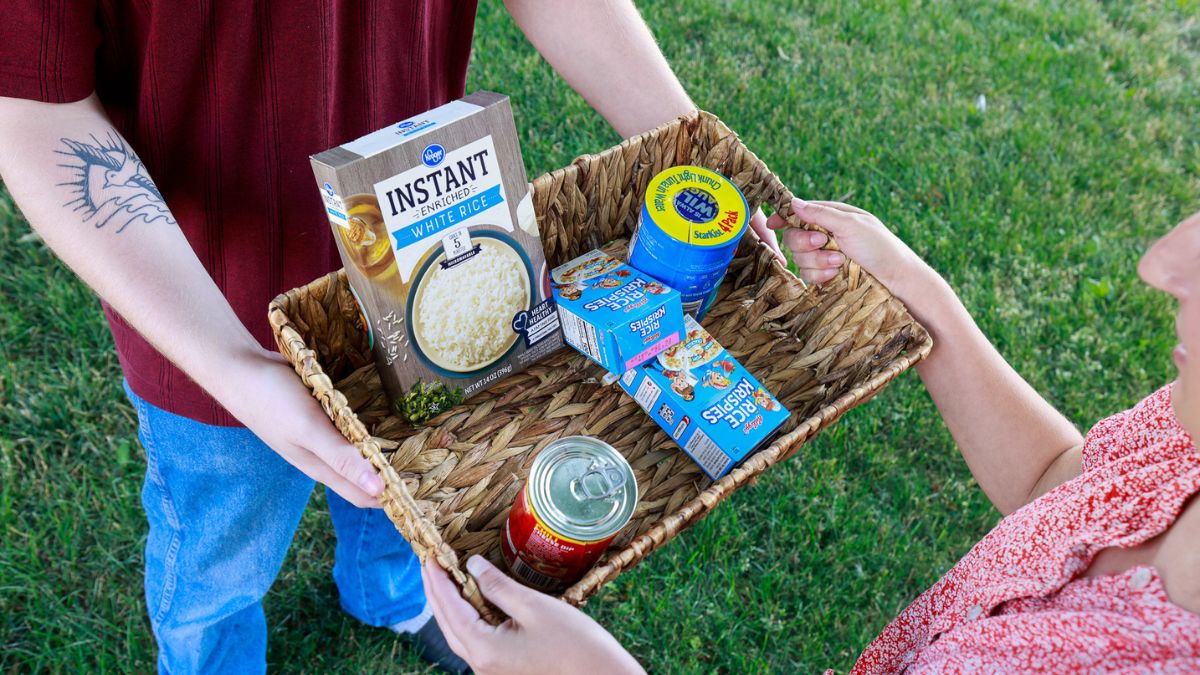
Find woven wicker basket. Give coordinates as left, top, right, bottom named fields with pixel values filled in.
left=269, top=110, right=931, bottom=623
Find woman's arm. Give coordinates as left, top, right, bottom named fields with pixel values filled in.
left=904, top=266, right=1084, bottom=513
left=778, top=200, right=1085, bottom=514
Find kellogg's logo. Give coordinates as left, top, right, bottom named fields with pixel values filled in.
left=422, top=143, right=446, bottom=167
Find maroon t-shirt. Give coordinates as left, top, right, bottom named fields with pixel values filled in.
left=1, top=1, right=479, bottom=425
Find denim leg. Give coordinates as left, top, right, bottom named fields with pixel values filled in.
left=326, top=487, right=428, bottom=628
left=126, top=382, right=314, bottom=675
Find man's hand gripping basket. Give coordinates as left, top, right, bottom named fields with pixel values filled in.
left=268, top=111, right=932, bottom=623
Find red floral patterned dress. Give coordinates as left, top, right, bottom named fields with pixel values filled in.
left=851, top=384, right=1200, bottom=673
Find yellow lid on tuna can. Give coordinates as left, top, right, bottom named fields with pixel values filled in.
left=642, top=166, right=749, bottom=247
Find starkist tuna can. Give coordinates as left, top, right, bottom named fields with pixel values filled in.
left=628, top=165, right=749, bottom=318
left=501, top=436, right=637, bottom=593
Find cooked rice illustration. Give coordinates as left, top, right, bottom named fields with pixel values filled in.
left=413, top=240, right=530, bottom=371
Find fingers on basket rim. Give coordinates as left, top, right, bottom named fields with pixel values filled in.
left=765, top=209, right=798, bottom=230
left=421, top=563, right=475, bottom=658
left=284, top=442, right=380, bottom=507
left=793, top=199, right=864, bottom=235
left=764, top=199, right=843, bottom=242
left=306, top=426, right=385, bottom=495
left=782, top=228, right=830, bottom=253
left=466, top=555, right=536, bottom=618
left=805, top=200, right=871, bottom=216
left=747, top=214, right=787, bottom=261
left=799, top=267, right=840, bottom=284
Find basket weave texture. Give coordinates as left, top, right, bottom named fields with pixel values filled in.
left=269, top=111, right=932, bottom=623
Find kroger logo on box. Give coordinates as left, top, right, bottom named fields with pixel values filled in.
left=620, top=314, right=790, bottom=479
left=421, top=143, right=445, bottom=167
left=551, top=249, right=685, bottom=375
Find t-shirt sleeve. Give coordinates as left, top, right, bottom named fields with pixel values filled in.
left=0, top=0, right=100, bottom=103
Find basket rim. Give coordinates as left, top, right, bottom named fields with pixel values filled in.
left=268, top=108, right=934, bottom=622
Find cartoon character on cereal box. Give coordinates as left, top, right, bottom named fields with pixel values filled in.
left=553, top=282, right=584, bottom=301
left=700, top=359, right=737, bottom=390
left=662, top=369, right=696, bottom=401
left=592, top=275, right=623, bottom=289
left=753, top=387, right=781, bottom=412
left=701, top=369, right=731, bottom=390
left=713, top=359, right=736, bottom=375
left=644, top=280, right=668, bottom=295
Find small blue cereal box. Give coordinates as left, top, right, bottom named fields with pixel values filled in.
left=619, top=314, right=790, bottom=479
left=551, top=249, right=685, bottom=375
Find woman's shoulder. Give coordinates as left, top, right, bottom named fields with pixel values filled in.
left=1082, top=384, right=1186, bottom=470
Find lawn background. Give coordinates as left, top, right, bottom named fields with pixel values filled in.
left=2, top=0, right=1198, bottom=672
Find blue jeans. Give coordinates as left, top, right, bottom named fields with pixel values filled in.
left=124, top=382, right=427, bottom=674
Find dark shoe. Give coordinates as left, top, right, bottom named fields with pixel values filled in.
left=409, top=618, right=471, bottom=674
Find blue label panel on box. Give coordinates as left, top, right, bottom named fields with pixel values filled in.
left=551, top=250, right=685, bottom=374
left=619, top=315, right=790, bottom=479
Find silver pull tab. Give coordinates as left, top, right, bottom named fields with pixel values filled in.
left=570, top=461, right=626, bottom=501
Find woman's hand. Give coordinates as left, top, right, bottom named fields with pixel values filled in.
left=772, top=198, right=1087, bottom=515
left=749, top=208, right=787, bottom=263
left=768, top=198, right=936, bottom=304
left=422, top=556, right=645, bottom=675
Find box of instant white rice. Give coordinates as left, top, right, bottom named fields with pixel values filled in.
left=310, top=92, right=563, bottom=421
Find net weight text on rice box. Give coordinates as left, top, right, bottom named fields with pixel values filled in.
left=550, top=249, right=685, bottom=376
left=620, top=314, right=790, bottom=479
left=310, top=92, right=563, bottom=405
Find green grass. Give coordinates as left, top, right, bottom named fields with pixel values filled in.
left=2, top=0, right=1198, bottom=671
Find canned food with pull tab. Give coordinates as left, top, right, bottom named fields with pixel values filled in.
left=501, top=436, right=637, bottom=592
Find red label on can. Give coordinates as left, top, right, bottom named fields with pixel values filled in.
left=501, top=484, right=615, bottom=592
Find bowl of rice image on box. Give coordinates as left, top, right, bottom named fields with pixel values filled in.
left=405, top=230, right=536, bottom=377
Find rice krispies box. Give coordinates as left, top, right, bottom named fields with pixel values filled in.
left=619, top=315, right=791, bottom=479
left=550, top=249, right=685, bottom=375
left=309, top=92, right=564, bottom=405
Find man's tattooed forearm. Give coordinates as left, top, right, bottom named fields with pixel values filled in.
left=56, top=133, right=176, bottom=233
